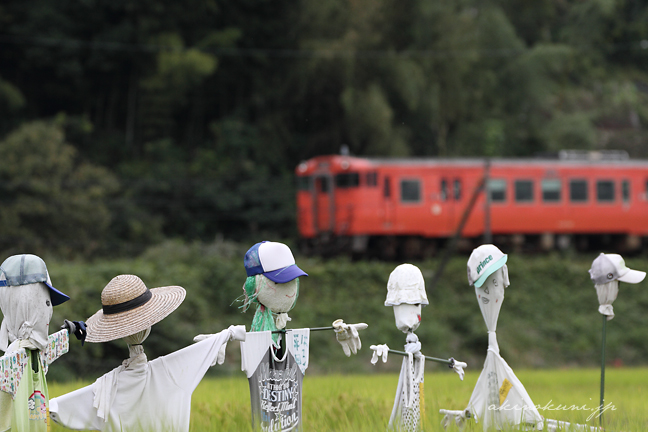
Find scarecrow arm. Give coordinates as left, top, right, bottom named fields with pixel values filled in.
left=193, top=325, right=247, bottom=367
left=386, top=349, right=467, bottom=379
left=40, top=329, right=70, bottom=373
left=332, top=320, right=368, bottom=357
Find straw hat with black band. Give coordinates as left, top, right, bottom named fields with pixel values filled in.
left=85, top=274, right=186, bottom=343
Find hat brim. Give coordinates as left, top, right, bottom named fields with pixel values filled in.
left=474, top=255, right=508, bottom=288
left=618, top=268, right=646, bottom=284
left=45, top=282, right=70, bottom=306
left=263, top=265, right=308, bottom=284
left=85, top=286, right=186, bottom=343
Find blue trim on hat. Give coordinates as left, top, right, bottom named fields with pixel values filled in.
left=0, top=280, right=5, bottom=287
left=474, top=255, right=507, bottom=288
left=264, top=264, right=308, bottom=284
left=45, top=281, right=70, bottom=306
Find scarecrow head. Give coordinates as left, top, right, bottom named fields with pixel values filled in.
left=0, top=254, right=70, bottom=352
left=84, top=274, right=185, bottom=350
left=242, top=241, right=308, bottom=332
left=385, top=264, right=428, bottom=333
left=467, top=245, right=509, bottom=335
left=588, top=253, right=645, bottom=320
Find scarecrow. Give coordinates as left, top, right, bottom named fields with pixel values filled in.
left=49, top=274, right=245, bottom=432
left=588, top=253, right=645, bottom=425
left=0, top=254, right=85, bottom=432
left=369, top=263, right=467, bottom=432
left=440, top=245, right=543, bottom=431
left=238, top=241, right=367, bottom=431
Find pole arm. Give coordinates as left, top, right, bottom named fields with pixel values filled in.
left=386, top=349, right=456, bottom=367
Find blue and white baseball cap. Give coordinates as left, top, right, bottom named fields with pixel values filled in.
left=0, top=254, right=70, bottom=306
left=244, top=241, right=308, bottom=284
left=467, top=244, right=508, bottom=288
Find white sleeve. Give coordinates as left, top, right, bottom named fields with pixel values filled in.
left=50, top=383, right=102, bottom=431
left=159, top=329, right=232, bottom=393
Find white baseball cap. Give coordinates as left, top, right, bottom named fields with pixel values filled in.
left=467, top=244, right=508, bottom=288
left=589, top=253, right=646, bottom=285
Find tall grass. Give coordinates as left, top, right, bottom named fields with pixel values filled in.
left=49, top=366, right=647, bottom=431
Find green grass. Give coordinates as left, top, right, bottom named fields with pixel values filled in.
left=49, top=367, right=648, bottom=431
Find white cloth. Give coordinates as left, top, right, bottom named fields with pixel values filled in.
left=389, top=335, right=425, bottom=432
left=595, top=281, right=619, bottom=321
left=50, top=325, right=245, bottom=432
left=464, top=271, right=542, bottom=430
left=0, top=283, right=53, bottom=352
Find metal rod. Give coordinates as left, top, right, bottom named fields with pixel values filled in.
left=271, top=326, right=334, bottom=334
left=387, top=349, right=452, bottom=365
left=599, top=315, right=607, bottom=426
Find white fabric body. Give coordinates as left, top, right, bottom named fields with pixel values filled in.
left=0, top=282, right=53, bottom=352
left=50, top=327, right=240, bottom=432
left=389, top=334, right=425, bottom=432
left=240, top=329, right=310, bottom=378
left=393, top=304, right=421, bottom=333
left=255, top=275, right=298, bottom=314
left=385, top=264, right=428, bottom=307
left=595, top=281, right=618, bottom=321
left=466, top=268, right=542, bottom=430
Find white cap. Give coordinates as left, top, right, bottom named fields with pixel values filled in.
left=385, top=264, right=428, bottom=307
left=467, top=244, right=508, bottom=288
left=589, top=253, right=646, bottom=285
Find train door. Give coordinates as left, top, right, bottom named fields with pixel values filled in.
left=383, top=175, right=394, bottom=228
left=427, top=174, right=457, bottom=237
left=313, top=174, right=334, bottom=233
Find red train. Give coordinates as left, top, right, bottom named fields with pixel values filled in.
left=295, top=151, right=648, bottom=258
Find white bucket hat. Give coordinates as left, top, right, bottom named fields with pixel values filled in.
left=589, top=253, right=646, bottom=285
left=467, top=244, right=508, bottom=288
left=385, top=264, right=428, bottom=307
left=85, top=274, right=186, bottom=343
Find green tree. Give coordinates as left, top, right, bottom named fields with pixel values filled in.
left=0, top=121, right=119, bottom=257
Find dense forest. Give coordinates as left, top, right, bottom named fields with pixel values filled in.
left=2, top=0, right=648, bottom=255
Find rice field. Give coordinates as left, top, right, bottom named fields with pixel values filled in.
left=49, top=367, right=647, bottom=431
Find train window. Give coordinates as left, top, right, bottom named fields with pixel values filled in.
left=453, top=179, right=462, bottom=200
left=441, top=179, right=448, bottom=201
left=335, top=172, right=360, bottom=188
left=596, top=180, right=615, bottom=202
left=622, top=180, right=630, bottom=202
left=400, top=179, right=421, bottom=203
left=384, top=176, right=391, bottom=198
left=542, top=179, right=561, bottom=202
left=515, top=180, right=534, bottom=202
left=365, top=171, right=378, bottom=187
left=316, top=176, right=330, bottom=193
left=569, top=179, right=588, bottom=202
left=296, top=176, right=312, bottom=191
left=488, top=179, right=506, bottom=202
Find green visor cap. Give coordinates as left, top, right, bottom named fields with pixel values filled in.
left=474, top=255, right=508, bottom=288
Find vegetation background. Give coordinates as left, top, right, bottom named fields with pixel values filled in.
left=1, top=1, right=648, bottom=378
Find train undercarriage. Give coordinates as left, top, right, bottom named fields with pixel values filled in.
left=299, top=232, right=645, bottom=261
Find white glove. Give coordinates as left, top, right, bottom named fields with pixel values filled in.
left=193, top=325, right=247, bottom=366
left=370, top=344, right=389, bottom=364
left=450, top=358, right=467, bottom=381
left=439, top=409, right=468, bottom=430
left=332, top=319, right=368, bottom=357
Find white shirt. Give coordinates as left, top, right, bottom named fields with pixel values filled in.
left=50, top=326, right=244, bottom=432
